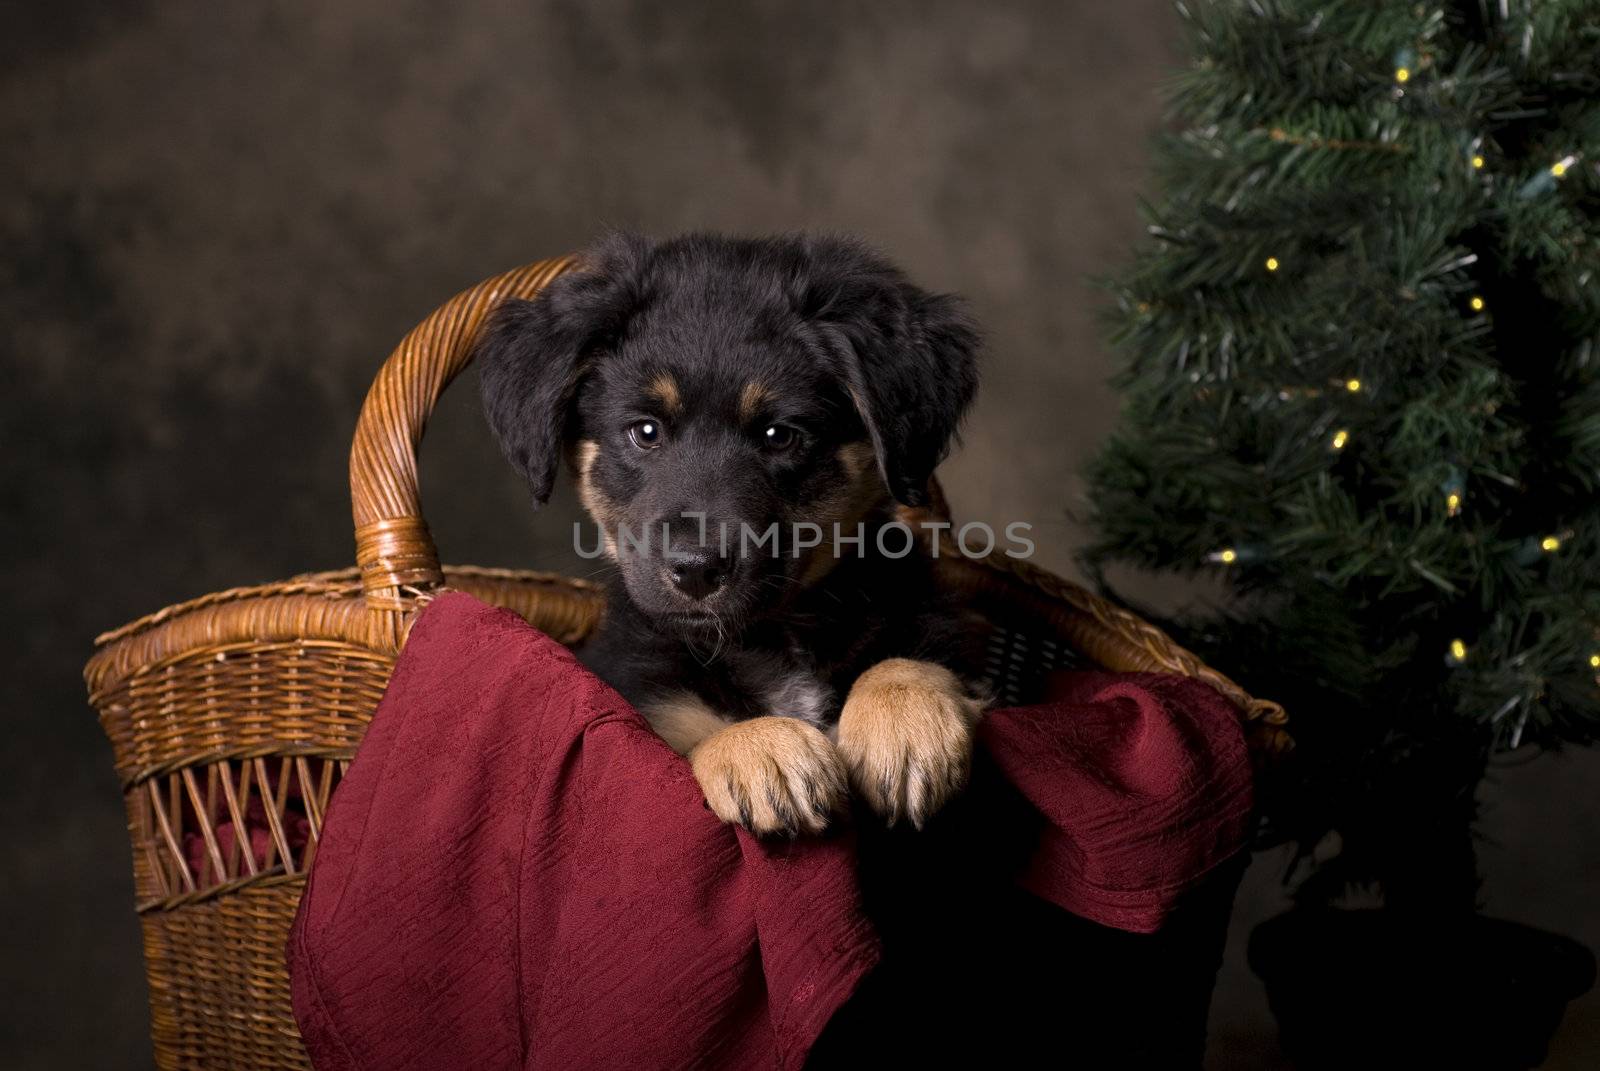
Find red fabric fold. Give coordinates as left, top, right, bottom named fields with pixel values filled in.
left=981, top=670, right=1254, bottom=933
left=288, top=592, right=1251, bottom=1070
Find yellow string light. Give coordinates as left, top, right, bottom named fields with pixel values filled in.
left=1551, top=160, right=1568, bottom=177
left=1449, top=639, right=1468, bottom=662
left=1541, top=535, right=1562, bottom=552
left=1471, top=154, right=1486, bottom=169
left=1446, top=492, right=1463, bottom=516
left=1590, top=653, right=1600, bottom=669
left=1265, top=257, right=1280, bottom=272
left=1470, top=295, right=1486, bottom=312
left=1395, top=67, right=1411, bottom=83
left=1345, top=378, right=1362, bottom=392
left=1332, top=429, right=1349, bottom=450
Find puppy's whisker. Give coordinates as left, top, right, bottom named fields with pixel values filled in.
left=706, top=610, right=728, bottom=664
left=684, top=610, right=727, bottom=667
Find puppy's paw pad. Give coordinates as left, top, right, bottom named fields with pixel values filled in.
left=837, top=659, right=983, bottom=829
left=690, top=716, right=846, bottom=837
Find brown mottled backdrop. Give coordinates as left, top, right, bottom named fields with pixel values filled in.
left=4, top=2, right=1595, bottom=1067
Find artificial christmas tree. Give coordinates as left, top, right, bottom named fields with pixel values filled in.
left=1082, top=1, right=1599, bottom=1064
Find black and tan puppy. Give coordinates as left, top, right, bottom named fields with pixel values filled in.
left=479, top=232, right=984, bottom=836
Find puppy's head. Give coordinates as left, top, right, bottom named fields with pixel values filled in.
left=479, top=232, right=979, bottom=637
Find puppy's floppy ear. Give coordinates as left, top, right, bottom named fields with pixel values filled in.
left=791, top=236, right=980, bottom=507
left=477, top=232, right=654, bottom=505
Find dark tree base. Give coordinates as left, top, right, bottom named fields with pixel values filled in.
left=1250, top=909, right=1596, bottom=1069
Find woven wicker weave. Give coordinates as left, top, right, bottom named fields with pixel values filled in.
left=84, top=256, right=1289, bottom=1070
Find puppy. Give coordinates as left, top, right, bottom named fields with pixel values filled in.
left=479, top=233, right=985, bottom=836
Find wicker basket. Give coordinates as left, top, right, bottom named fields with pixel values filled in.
left=84, top=256, right=1289, bottom=1070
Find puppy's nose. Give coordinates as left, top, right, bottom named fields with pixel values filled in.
left=666, top=547, right=729, bottom=601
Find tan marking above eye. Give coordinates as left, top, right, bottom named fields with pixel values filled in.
left=739, top=381, right=774, bottom=423
left=646, top=374, right=682, bottom=416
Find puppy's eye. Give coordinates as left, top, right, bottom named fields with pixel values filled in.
left=628, top=420, right=664, bottom=450
left=762, top=424, right=798, bottom=451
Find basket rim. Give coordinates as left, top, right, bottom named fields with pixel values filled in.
left=85, top=564, right=604, bottom=702
left=92, top=564, right=599, bottom=649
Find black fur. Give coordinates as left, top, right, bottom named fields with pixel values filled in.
left=478, top=233, right=654, bottom=505
left=479, top=231, right=981, bottom=724
left=788, top=241, right=980, bottom=507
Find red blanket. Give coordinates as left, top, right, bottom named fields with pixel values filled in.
left=288, top=592, right=1251, bottom=1070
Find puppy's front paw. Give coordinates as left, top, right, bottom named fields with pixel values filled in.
left=836, top=659, right=984, bottom=829
left=689, top=716, right=846, bottom=837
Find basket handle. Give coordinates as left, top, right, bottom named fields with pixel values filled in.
left=350, top=256, right=580, bottom=605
